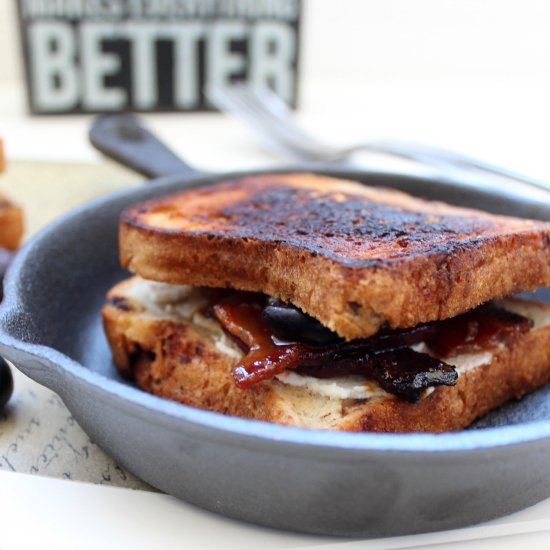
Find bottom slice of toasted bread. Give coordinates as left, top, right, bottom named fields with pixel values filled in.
left=103, top=277, right=550, bottom=433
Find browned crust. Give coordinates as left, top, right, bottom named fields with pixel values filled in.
left=119, top=174, right=550, bottom=340
left=103, top=278, right=550, bottom=433
left=338, top=326, right=550, bottom=432
left=102, top=285, right=275, bottom=420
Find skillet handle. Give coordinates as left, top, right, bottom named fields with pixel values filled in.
left=89, top=114, right=204, bottom=179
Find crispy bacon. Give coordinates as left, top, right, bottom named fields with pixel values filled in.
left=212, top=298, right=532, bottom=403
left=427, top=305, right=533, bottom=358
left=213, top=302, right=456, bottom=402
left=213, top=303, right=309, bottom=388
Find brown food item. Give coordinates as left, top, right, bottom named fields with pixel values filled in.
left=426, top=305, right=534, bottom=358
left=120, top=173, right=550, bottom=340
left=213, top=301, right=304, bottom=388
left=0, top=198, right=23, bottom=252
left=103, top=277, right=550, bottom=433
left=0, top=139, right=24, bottom=251
left=212, top=300, right=457, bottom=402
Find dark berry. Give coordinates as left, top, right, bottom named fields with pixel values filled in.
left=0, top=357, right=13, bottom=410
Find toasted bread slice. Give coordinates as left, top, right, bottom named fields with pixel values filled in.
left=120, top=174, right=550, bottom=340
left=102, top=277, right=550, bottom=433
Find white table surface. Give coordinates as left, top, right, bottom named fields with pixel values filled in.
left=1, top=60, right=550, bottom=548
left=3, top=470, right=550, bottom=550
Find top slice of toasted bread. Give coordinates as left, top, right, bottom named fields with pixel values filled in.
left=120, top=173, right=550, bottom=339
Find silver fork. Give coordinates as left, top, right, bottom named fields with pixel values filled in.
left=207, top=83, right=550, bottom=193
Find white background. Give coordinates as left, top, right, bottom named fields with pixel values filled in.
left=2, top=0, right=550, bottom=185
left=4, top=1, right=550, bottom=83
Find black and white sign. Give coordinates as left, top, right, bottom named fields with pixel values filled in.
left=17, top=0, right=301, bottom=114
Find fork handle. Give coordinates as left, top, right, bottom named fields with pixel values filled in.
left=363, top=141, right=550, bottom=193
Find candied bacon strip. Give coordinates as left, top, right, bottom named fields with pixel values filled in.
left=234, top=346, right=305, bottom=389
left=427, top=305, right=534, bottom=358
left=213, top=303, right=309, bottom=388
left=296, top=348, right=457, bottom=403
left=212, top=302, right=457, bottom=400
left=212, top=297, right=534, bottom=402
left=212, top=302, right=266, bottom=352
left=373, top=348, right=457, bottom=402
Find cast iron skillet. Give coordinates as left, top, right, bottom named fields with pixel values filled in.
left=1, top=115, right=550, bottom=537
